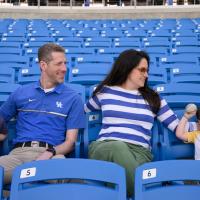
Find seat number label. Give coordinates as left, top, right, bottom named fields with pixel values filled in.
left=20, top=167, right=36, bottom=179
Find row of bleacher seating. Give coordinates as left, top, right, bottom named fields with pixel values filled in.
left=1, top=158, right=200, bottom=200
left=0, top=55, right=200, bottom=87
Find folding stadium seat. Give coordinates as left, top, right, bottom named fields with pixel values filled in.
left=64, top=21, right=84, bottom=30
left=56, top=41, right=82, bottom=48
left=83, top=41, right=112, bottom=48
left=172, top=46, right=200, bottom=57
left=2, top=30, right=26, bottom=38
left=24, top=48, right=39, bottom=60
left=0, top=66, right=15, bottom=83
left=9, top=159, right=126, bottom=200
left=0, top=48, right=22, bottom=56
left=173, top=39, right=200, bottom=48
left=0, top=41, right=21, bottom=48
left=114, top=37, right=141, bottom=43
left=23, top=41, right=51, bottom=49
left=140, top=19, right=160, bottom=31
left=0, top=83, right=21, bottom=156
left=0, top=166, right=4, bottom=199
left=1, top=36, right=27, bottom=43
left=28, top=37, right=55, bottom=43
left=158, top=54, right=199, bottom=69
left=64, top=48, right=95, bottom=67
left=154, top=83, right=200, bottom=107
left=0, top=55, right=30, bottom=69
left=143, top=37, right=169, bottom=43
left=74, top=54, right=114, bottom=65
left=56, top=37, right=83, bottom=43
left=143, top=40, right=172, bottom=49
left=169, top=66, right=200, bottom=84
left=148, top=29, right=172, bottom=38
left=124, top=29, right=147, bottom=39
left=120, top=19, right=143, bottom=29
left=153, top=83, right=200, bottom=160
left=85, top=37, right=112, bottom=43
left=113, top=41, right=141, bottom=49
left=100, top=30, right=124, bottom=38
left=157, top=19, right=177, bottom=31
left=17, top=67, right=41, bottom=85
left=144, top=47, right=169, bottom=60
left=65, top=47, right=95, bottom=56
left=135, top=160, right=200, bottom=200
left=68, top=63, right=112, bottom=86
left=76, top=30, right=100, bottom=38
left=51, top=29, right=74, bottom=39
left=173, top=29, right=197, bottom=38
left=148, top=67, right=168, bottom=87
left=97, top=47, right=127, bottom=57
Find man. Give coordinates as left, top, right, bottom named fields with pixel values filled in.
left=0, top=43, right=85, bottom=184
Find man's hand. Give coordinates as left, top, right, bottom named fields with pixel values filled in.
left=36, top=151, right=53, bottom=161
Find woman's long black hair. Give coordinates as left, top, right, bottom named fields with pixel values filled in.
left=93, top=49, right=161, bottom=115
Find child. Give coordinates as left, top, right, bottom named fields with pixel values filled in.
left=176, top=104, right=200, bottom=160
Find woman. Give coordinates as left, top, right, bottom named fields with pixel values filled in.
left=84, top=49, right=179, bottom=197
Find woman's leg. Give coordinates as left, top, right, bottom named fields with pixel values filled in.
left=89, top=140, right=152, bottom=197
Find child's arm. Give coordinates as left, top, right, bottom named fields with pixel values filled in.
left=176, top=104, right=197, bottom=141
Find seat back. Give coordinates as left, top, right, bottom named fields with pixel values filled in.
left=135, top=160, right=200, bottom=200
left=10, top=159, right=126, bottom=200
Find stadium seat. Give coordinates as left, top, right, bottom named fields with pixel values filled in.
left=148, top=67, right=168, bottom=86
left=169, top=66, right=200, bottom=84
left=0, top=83, right=21, bottom=156
left=153, top=83, right=200, bottom=160
left=0, top=66, right=15, bottom=83
left=0, top=166, right=4, bottom=200
left=9, top=159, right=126, bottom=200
left=17, top=67, right=41, bottom=84
left=159, top=54, right=199, bottom=69
left=0, top=55, right=29, bottom=69
left=135, top=160, right=200, bottom=200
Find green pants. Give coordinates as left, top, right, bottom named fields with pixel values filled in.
left=89, top=140, right=153, bottom=197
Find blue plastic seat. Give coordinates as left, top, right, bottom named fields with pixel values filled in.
left=153, top=83, right=200, bottom=160
left=10, top=159, right=126, bottom=200
left=0, top=66, right=15, bottom=83
left=135, top=160, right=200, bottom=200
left=169, top=66, right=200, bottom=84
left=0, top=55, right=29, bottom=69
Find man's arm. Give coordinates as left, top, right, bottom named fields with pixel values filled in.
left=36, top=129, right=78, bottom=160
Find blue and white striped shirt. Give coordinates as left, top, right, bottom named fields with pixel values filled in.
left=85, top=86, right=179, bottom=149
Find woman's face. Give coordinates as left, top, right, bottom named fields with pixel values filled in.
left=124, top=58, right=148, bottom=90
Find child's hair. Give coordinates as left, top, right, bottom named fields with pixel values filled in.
left=196, top=108, right=200, bottom=120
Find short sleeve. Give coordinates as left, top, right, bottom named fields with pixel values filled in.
left=66, top=94, right=86, bottom=130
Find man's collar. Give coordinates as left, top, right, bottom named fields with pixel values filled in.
left=34, top=81, right=64, bottom=94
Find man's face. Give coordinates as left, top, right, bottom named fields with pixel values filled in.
left=42, top=51, right=67, bottom=87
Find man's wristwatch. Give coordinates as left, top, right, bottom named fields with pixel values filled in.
left=46, top=147, right=56, bottom=156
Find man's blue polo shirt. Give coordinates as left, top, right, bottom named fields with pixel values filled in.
left=0, top=82, right=86, bottom=146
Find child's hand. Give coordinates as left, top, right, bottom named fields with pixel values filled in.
left=184, top=104, right=197, bottom=120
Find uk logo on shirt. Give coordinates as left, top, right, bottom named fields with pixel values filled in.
left=56, top=101, right=63, bottom=108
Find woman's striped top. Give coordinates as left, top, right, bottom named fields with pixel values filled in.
left=85, top=86, right=179, bottom=149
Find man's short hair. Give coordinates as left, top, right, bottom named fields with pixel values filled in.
left=38, top=43, right=65, bottom=63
